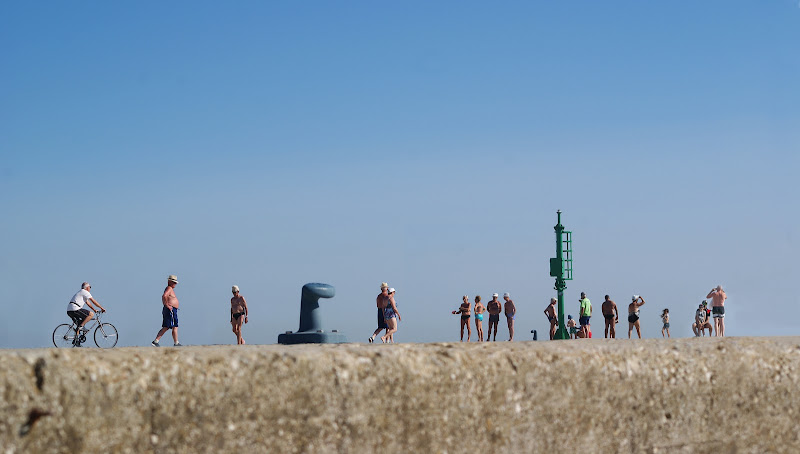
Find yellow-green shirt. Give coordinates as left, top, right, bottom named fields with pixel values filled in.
left=579, top=298, right=592, bottom=317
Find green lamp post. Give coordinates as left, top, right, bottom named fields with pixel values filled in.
left=549, top=210, right=573, bottom=340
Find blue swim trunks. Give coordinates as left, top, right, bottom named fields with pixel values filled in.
left=162, top=306, right=179, bottom=328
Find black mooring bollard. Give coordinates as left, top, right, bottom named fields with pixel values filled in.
left=277, top=283, right=348, bottom=344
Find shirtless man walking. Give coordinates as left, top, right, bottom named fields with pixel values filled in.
left=601, top=295, right=618, bottom=338
left=368, top=283, right=389, bottom=343
left=230, top=285, right=249, bottom=345
left=707, top=286, right=727, bottom=337
left=152, top=275, right=181, bottom=347
left=503, top=293, right=516, bottom=341
left=544, top=298, right=558, bottom=340
left=486, top=293, right=502, bottom=342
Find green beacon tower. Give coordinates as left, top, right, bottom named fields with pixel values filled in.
left=549, top=210, right=573, bottom=340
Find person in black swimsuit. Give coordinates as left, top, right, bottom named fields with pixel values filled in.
left=230, top=285, right=249, bottom=345
left=601, top=295, right=619, bottom=339
left=452, top=295, right=472, bottom=342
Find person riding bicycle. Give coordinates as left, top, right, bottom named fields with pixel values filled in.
left=66, top=282, right=106, bottom=346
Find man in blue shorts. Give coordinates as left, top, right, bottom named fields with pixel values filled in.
left=152, top=275, right=181, bottom=347
left=579, top=292, right=592, bottom=338
left=66, top=282, right=106, bottom=347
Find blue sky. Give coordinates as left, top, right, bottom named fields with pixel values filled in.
left=1, top=1, right=798, bottom=348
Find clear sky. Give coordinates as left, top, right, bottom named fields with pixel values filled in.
left=1, top=1, right=798, bottom=348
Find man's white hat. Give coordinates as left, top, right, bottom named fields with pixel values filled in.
left=492, top=293, right=499, bottom=297
left=168, top=275, right=179, bottom=283
left=503, top=292, right=510, bottom=298
left=388, top=288, right=395, bottom=293
left=232, top=285, right=240, bottom=293
left=632, top=295, right=639, bottom=301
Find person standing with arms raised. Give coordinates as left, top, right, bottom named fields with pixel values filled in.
left=628, top=295, right=646, bottom=339
left=707, top=286, right=727, bottom=337
left=152, top=275, right=181, bottom=347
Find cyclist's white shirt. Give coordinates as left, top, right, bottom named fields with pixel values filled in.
left=67, top=289, right=92, bottom=311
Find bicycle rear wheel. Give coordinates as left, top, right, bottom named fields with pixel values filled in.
left=53, top=324, right=76, bottom=348
left=94, top=323, right=118, bottom=348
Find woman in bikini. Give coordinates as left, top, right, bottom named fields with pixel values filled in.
left=473, top=295, right=485, bottom=342
left=628, top=295, right=646, bottom=339
left=381, top=288, right=401, bottom=343
left=452, top=295, right=472, bottom=342
left=661, top=308, right=670, bottom=338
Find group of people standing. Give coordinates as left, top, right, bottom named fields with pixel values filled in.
left=692, top=286, right=727, bottom=337
left=451, top=293, right=517, bottom=341
left=368, top=282, right=402, bottom=343
left=541, top=285, right=727, bottom=340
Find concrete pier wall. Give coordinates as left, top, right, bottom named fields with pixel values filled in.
left=2, top=337, right=800, bottom=453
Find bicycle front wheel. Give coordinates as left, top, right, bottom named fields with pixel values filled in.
left=53, top=324, right=75, bottom=348
left=94, top=323, right=119, bottom=348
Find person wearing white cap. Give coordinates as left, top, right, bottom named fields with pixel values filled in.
left=66, top=282, right=106, bottom=347
left=380, top=288, right=401, bottom=343
left=230, top=285, right=249, bottom=345
left=486, top=293, right=502, bottom=342
left=152, top=275, right=181, bottom=347
left=503, top=293, right=516, bottom=341
left=627, top=295, right=646, bottom=339
left=368, top=283, right=390, bottom=343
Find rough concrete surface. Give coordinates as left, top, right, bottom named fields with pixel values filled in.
left=2, top=337, right=800, bottom=453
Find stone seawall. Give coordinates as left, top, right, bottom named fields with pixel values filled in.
left=2, top=337, right=800, bottom=453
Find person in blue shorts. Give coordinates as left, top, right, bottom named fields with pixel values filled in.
left=578, top=292, right=592, bottom=338
left=152, top=275, right=181, bottom=347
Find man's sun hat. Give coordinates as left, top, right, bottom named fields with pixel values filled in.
left=632, top=295, right=639, bottom=301
left=168, top=275, right=179, bottom=283
left=232, top=285, right=240, bottom=293
left=503, top=292, right=510, bottom=298
left=492, top=293, right=499, bottom=297
left=388, top=288, right=395, bottom=293
left=380, top=282, right=388, bottom=289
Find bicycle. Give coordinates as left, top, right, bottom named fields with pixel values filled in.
left=52, top=311, right=119, bottom=348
